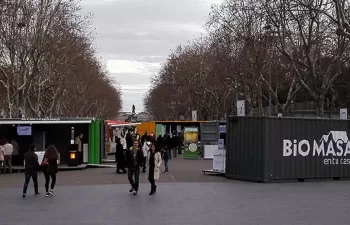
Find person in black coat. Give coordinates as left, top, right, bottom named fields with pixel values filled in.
left=126, top=131, right=133, bottom=150
left=141, top=131, right=147, bottom=146
left=23, top=143, right=40, bottom=198
left=125, top=140, right=144, bottom=195
left=165, top=134, right=172, bottom=159
left=115, top=138, right=126, bottom=174
left=156, top=135, right=164, bottom=152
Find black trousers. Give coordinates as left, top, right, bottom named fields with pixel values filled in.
left=23, top=171, right=38, bottom=194
left=44, top=172, right=56, bottom=192
left=148, top=174, right=156, bottom=189
left=78, top=151, right=83, bottom=165
left=142, top=157, right=146, bottom=172
left=127, top=168, right=140, bottom=191
left=116, top=161, right=126, bottom=173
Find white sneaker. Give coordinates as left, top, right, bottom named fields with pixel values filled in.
left=49, top=189, right=54, bottom=196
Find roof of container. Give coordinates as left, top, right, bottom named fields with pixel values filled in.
left=153, top=121, right=207, bottom=123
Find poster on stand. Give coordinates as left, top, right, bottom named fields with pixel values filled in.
left=213, top=149, right=224, bottom=172
left=183, top=127, right=199, bottom=159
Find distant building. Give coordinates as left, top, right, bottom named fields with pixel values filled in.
left=137, top=112, right=153, bottom=121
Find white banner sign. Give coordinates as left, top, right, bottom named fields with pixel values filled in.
left=192, top=110, right=197, bottom=121
left=340, top=108, right=348, bottom=120
left=237, top=100, right=245, bottom=116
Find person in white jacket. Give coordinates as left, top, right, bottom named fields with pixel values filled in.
left=141, top=137, right=151, bottom=173
left=2, top=139, right=13, bottom=174
left=120, top=131, right=127, bottom=150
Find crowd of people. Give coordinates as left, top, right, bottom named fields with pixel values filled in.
left=114, top=129, right=184, bottom=195
left=0, top=128, right=184, bottom=198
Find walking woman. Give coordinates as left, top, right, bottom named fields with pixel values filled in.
left=23, top=144, right=40, bottom=198
left=115, top=138, right=126, bottom=174
left=126, top=140, right=144, bottom=195
left=145, top=143, right=162, bottom=195
left=41, top=145, right=59, bottom=197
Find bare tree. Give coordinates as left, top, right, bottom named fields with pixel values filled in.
left=0, top=0, right=122, bottom=118
left=144, top=0, right=350, bottom=119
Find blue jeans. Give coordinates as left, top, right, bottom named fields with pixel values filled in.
left=164, top=159, right=169, bottom=172
left=23, top=171, right=38, bottom=194
left=127, top=168, right=140, bottom=191
left=168, top=149, right=172, bottom=160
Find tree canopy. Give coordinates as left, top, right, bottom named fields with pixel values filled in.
left=0, top=0, right=122, bottom=119
left=144, top=0, right=350, bottom=120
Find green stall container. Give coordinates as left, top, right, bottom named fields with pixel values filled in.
left=89, top=120, right=102, bottom=164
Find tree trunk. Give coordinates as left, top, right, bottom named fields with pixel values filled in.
left=316, top=95, right=325, bottom=118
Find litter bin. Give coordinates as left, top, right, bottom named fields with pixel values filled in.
left=68, top=144, right=78, bottom=167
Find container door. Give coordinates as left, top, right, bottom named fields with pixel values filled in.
left=161, top=125, right=166, bottom=136
left=33, top=131, right=45, bottom=152
left=176, top=125, right=181, bottom=133
left=200, top=122, right=220, bottom=158
left=156, top=124, right=162, bottom=137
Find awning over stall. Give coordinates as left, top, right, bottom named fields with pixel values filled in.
left=0, top=118, right=94, bottom=125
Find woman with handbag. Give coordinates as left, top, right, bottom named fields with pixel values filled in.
left=41, top=145, right=59, bottom=197
left=145, top=143, right=162, bottom=195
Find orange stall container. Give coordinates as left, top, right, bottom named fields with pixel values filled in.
left=136, top=121, right=156, bottom=136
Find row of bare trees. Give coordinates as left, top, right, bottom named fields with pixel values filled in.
left=0, top=0, right=121, bottom=119
left=144, top=0, right=350, bottom=120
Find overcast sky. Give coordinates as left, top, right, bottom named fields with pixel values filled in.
left=81, top=0, right=222, bottom=113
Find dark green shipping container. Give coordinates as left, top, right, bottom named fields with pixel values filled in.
left=226, top=116, right=350, bottom=182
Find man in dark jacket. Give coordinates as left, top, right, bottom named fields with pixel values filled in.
left=125, top=140, right=144, bottom=195
left=23, top=143, right=40, bottom=198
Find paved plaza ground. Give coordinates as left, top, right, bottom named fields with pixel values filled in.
left=0, top=157, right=349, bottom=225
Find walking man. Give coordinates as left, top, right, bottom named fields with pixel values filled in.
left=23, top=144, right=40, bottom=198
left=126, top=140, right=144, bottom=195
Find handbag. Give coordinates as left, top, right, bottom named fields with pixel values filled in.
left=41, top=158, right=48, bottom=166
